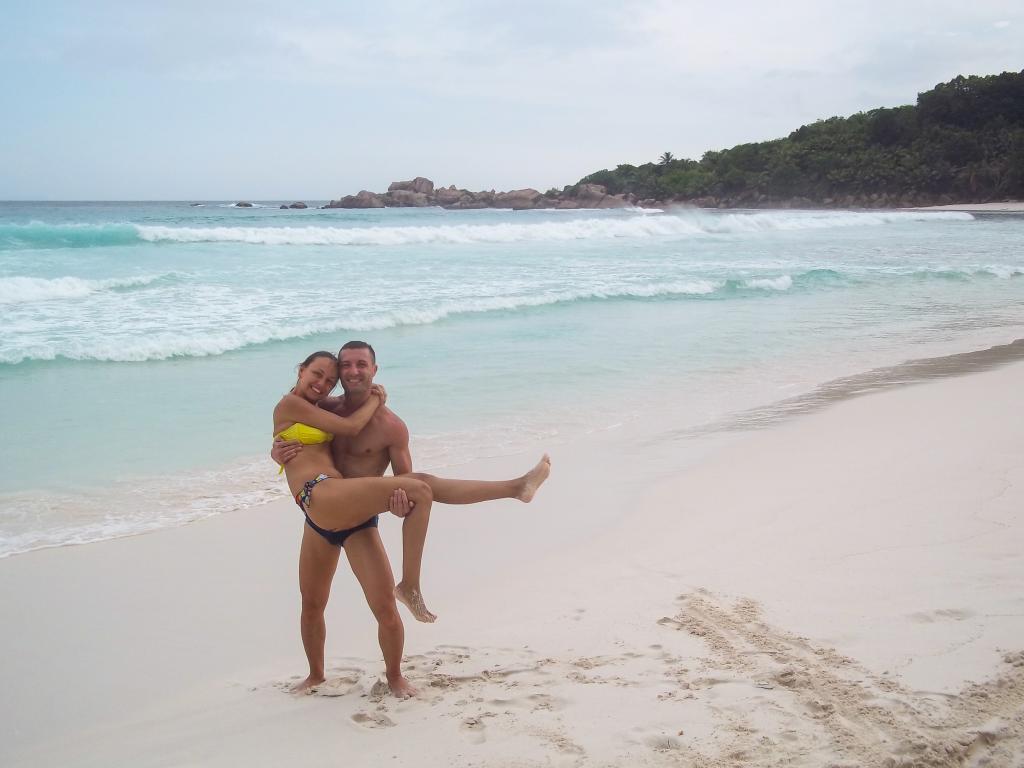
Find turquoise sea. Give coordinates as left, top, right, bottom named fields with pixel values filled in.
left=2, top=201, right=1022, bottom=557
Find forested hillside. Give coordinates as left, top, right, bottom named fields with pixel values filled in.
left=576, top=71, right=1024, bottom=208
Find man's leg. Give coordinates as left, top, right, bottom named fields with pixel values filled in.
left=293, top=523, right=342, bottom=693
left=343, top=527, right=418, bottom=698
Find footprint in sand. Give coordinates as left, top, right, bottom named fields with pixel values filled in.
left=908, top=607, right=975, bottom=623
left=368, top=679, right=390, bottom=702
left=459, top=714, right=493, bottom=744
left=484, top=692, right=562, bottom=713
left=351, top=711, right=396, bottom=729
left=643, top=733, right=684, bottom=752
left=312, top=675, right=363, bottom=698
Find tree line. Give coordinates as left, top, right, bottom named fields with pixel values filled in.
left=573, top=71, right=1024, bottom=207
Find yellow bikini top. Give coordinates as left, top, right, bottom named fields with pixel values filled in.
left=276, top=422, right=333, bottom=445
left=275, top=422, right=333, bottom=473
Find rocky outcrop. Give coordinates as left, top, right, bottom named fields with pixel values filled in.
left=388, top=177, right=435, bottom=195
left=312, top=177, right=994, bottom=214
left=446, top=195, right=489, bottom=210
left=567, top=183, right=632, bottom=209
left=575, top=183, right=608, bottom=201
left=493, top=188, right=542, bottom=210
left=388, top=190, right=431, bottom=207
left=235, top=201, right=253, bottom=208
left=433, top=185, right=465, bottom=205
left=324, top=190, right=386, bottom=209
left=323, top=177, right=638, bottom=211
left=288, top=202, right=308, bottom=209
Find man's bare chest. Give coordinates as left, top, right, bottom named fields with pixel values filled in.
left=333, top=429, right=389, bottom=457
left=331, top=423, right=391, bottom=473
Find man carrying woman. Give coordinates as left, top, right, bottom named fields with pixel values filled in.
left=272, top=341, right=550, bottom=697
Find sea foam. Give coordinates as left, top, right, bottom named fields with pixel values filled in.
left=5, top=259, right=1016, bottom=364
left=0, top=210, right=975, bottom=251
left=0, top=280, right=724, bottom=364
left=0, top=274, right=170, bottom=304
left=135, top=210, right=974, bottom=247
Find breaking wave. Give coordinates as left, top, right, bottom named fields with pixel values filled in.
left=0, top=222, right=140, bottom=249
left=135, top=210, right=974, bottom=246
left=6, top=260, right=1019, bottom=364
left=0, top=274, right=175, bottom=304
left=1, top=210, right=974, bottom=250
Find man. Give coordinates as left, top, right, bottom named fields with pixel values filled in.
left=274, top=341, right=551, bottom=698
left=272, top=340, right=423, bottom=698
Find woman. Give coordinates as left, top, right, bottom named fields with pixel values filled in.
left=274, top=350, right=550, bottom=622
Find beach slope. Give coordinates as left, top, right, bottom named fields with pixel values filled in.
left=2, top=362, right=1023, bottom=766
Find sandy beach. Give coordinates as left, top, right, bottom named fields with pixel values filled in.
left=911, top=201, right=1024, bottom=213
left=3, top=356, right=1023, bottom=767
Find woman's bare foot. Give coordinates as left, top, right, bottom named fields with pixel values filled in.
left=395, top=583, right=437, bottom=623
left=387, top=674, right=419, bottom=698
left=517, top=454, right=551, bottom=502
left=290, top=674, right=324, bottom=694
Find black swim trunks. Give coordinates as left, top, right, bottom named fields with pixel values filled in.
left=304, top=511, right=379, bottom=547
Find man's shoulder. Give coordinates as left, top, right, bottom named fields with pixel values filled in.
left=376, top=407, right=409, bottom=438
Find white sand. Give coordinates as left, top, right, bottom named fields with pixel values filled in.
left=2, top=362, right=1023, bottom=766
left=910, top=201, right=1024, bottom=212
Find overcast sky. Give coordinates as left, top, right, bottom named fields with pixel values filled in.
left=1, top=1, right=1021, bottom=200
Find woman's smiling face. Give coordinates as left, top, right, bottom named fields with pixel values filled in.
left=296, top=355, right=338, bottom=401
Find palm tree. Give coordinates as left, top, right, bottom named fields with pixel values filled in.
left=658, top=151, right=676, bottom=166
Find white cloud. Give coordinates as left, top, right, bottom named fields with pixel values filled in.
left=2, top=0, right=1023, bottom=197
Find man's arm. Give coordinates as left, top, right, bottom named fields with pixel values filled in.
left=386, top=416, right=414, bottom=516
left=387, top=416, right=413, bottom=475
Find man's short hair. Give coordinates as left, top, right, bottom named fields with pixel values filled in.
left=339, top=340, right=376, bottom=364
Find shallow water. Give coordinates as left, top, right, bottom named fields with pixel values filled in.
left=2, top=202, right=1022, bottom=556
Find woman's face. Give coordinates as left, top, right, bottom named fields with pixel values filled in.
left=296, top=357, right=339, bottom=401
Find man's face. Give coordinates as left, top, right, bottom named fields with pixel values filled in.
left=339, top=348, right=378, bottom=396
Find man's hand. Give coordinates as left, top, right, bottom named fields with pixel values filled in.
left=271, top=437, right=303, bottom=466
left=387, top=488, right=414, bottom=518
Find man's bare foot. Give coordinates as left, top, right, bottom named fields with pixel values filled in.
left=290, top=674, right=325, bottom=694
left=387, top=674, right=419, bottom=699
left=395, top=583, right=437, bottom=623
left=517, top=454, right=551, bottom=502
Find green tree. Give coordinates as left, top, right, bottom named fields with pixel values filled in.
left=573, top=70, right=1024, bottom=205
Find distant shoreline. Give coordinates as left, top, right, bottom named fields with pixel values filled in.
left=3, top=198, right=1021, bottom=213
left=907, top=201, right=1024, bottom=213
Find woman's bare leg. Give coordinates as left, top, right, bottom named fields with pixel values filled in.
left=292, top=524, right=342, bottom=693
left=305, top=476, right=436, bottom=623
left=396, top=499, right=435, bottom=623
left=304, top=475, right=432, bottom=530
left=407, top=454, right=551, bottom=505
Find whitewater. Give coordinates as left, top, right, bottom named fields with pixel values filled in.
left=1, top=201, right=1022, bottom=557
